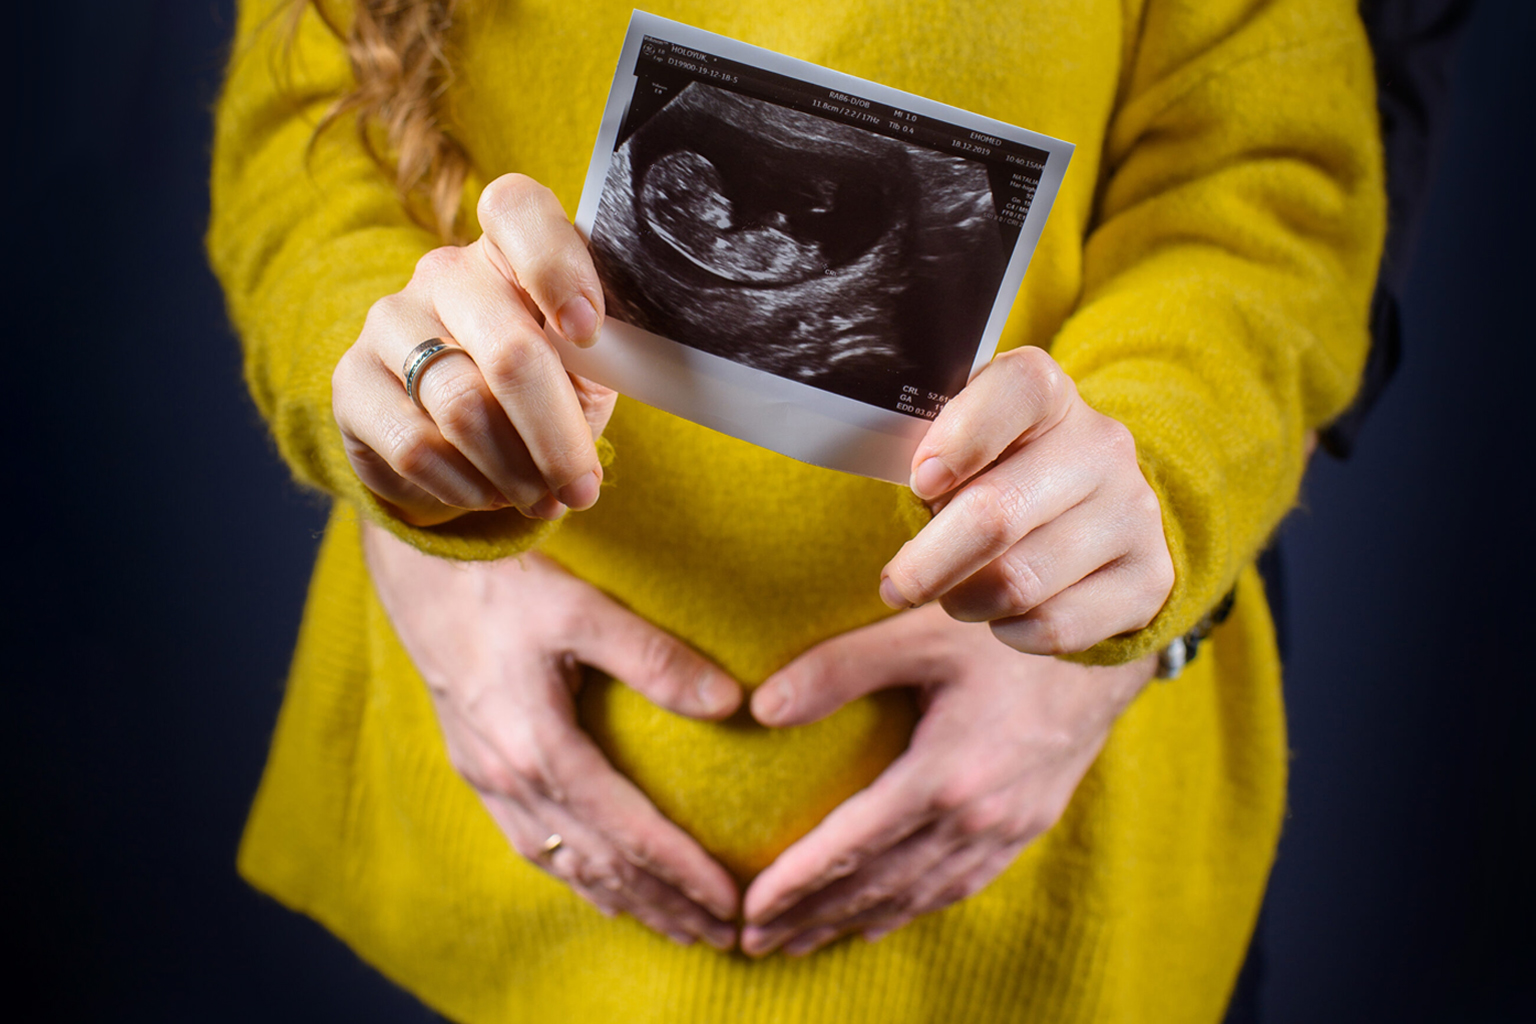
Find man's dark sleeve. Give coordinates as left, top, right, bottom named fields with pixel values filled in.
left=1320, top=0, right=1475, bottom=459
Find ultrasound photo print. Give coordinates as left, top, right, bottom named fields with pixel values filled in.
left=589, top=84, right=1008, bottom=410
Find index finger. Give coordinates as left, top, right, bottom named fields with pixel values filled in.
left=742, top=751, right=934, bottom=926
left=881, top=423, right=1091, bottom=610
left=909, top=346, right=1075, bottom=501
left=477, top=174, right=605, bottom=347
left=426, top=247, right=602, bottom=508
left=752, top=607, right=953, bottom=728
left=524, top=704, right=741, bottom=921
left=570, top=594, right=743, bottom=721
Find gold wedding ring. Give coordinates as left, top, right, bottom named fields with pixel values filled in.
left=540, top=833, right=564, bottom=857
left=402, top=338, right=459, bottom=411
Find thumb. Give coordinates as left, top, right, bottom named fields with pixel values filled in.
left=570, top=371, right=618, bottom=440
left=571, top=597, right=742, bottom=721
left=753, top=613, right=935, bottom=728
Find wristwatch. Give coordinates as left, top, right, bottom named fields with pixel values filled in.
left=1155, top=587, right=1237, bottom=680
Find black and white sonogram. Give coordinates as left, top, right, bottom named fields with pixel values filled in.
left=589, top=84, right=1008, bottom=409
left=565, top=14, right=1072, bottom=480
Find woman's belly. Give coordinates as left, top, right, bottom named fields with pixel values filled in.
left=580, top=676, right=916, bottom=882
left=545, top=401, right=927, bottom=880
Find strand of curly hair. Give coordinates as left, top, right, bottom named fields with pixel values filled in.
left=290, top=0, right=469, bottom=243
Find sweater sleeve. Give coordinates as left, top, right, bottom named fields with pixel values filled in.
left=207, top=0, right=573, bottom=560
left=1056, top=0, right=1386, bottom=664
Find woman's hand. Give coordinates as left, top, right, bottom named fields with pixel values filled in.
left=739, top=604, right=1154, bottom=956
left=361, top=522, right=743, bottom=949
left=334, top=174, right=614, bottom=527
left=881, top=346, right=1175, bottom=655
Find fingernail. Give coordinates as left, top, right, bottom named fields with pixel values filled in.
left=740, top=926, right=775, bottom=957
left=704, top=924, right=737, bottom=951
left=529, top=494, right=566, bottom=520
left=557, top=296, right=600, bottom=346
left=754, top=681, right=790, bottom=726
left=695, top=674, right=734, bottom=717
left=912, top=457, right=954, bottom=499
left=879, top=576, right=910, bottom=610
left=666, top=930, right=696, bottom=947
left=864, top=925, right=893, bottom=943
left=557, top=470, right=601, bottom=510
left=784, top=927, right=834, bottom=957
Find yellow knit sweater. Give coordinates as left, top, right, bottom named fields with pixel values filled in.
left=208, top=1, right=1384, bottom=1021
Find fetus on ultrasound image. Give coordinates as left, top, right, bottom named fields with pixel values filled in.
left=590, top=83, right=1008, bottom=410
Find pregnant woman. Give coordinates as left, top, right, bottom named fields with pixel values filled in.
left=207, top=1, right=1385, bottom=1021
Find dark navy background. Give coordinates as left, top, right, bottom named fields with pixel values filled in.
left=10, top=1, right=1532, bottom=1019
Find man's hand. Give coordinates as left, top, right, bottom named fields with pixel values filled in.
left=362, top=522, right=743, bottom=948
left=740, top=604, right=1155, bottom=956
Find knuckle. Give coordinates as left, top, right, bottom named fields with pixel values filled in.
left=430, top=371, right=489, bottom=439
left=1027, top=726, right=1077, bottom=768
left=1100, top=418, right=1139, bottom=462
left=930, top=770, right=982, bottom=816
left=996, top=554, right=1047, bottom=614
left=332, top=344, right=357, bottom=384
left=1008, top=345, right=1067, bottom=402
left=382, top=423, right=439, bottom=481
left=362, top=292, right=408, bottom=334
left=479, top=173, right=555, bottom=227
left=618, top=831, right=662, bottom=874
left=341, top=430, right=377, bottom=468
left=956, top=486, right=1018, bottom=550
left=854, top=881, right=894, bottom=912
left=827, top=852, right=862, bottom=882
left=632, top=631, right=689, bottom=697
left=498, top=743, right=553, bottom=799
left=1132, top=480, right=1163, bottom=522
left=331, top=350, right=363, bottom=406
left=577, top=855, right=633, bottom=892
left=1026, top=608, right=1082, bottom=655
left=956, top=793, right=1010, bottom=838
left=544, top=605, right=587, bottom=648
left=1022, top=346, right=1059, bottom=390
left=412, top=244, right=460, bottom=283
left=474, top=327, right=537, bottom=388
left=459, top=756, right=516, bottom=797
left=478, top=173, right=530, bottom=220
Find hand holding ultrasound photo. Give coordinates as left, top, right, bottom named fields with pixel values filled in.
left=559, top=13, right=1073, bottom=482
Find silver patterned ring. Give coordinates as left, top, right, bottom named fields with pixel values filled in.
left=402, top=338, right=460, bottom=411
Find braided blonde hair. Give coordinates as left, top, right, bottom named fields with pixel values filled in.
left=292, top=0, right=469, bottom=242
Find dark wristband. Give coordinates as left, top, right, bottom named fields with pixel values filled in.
left=1155, top=587, right=1237, bottom=680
